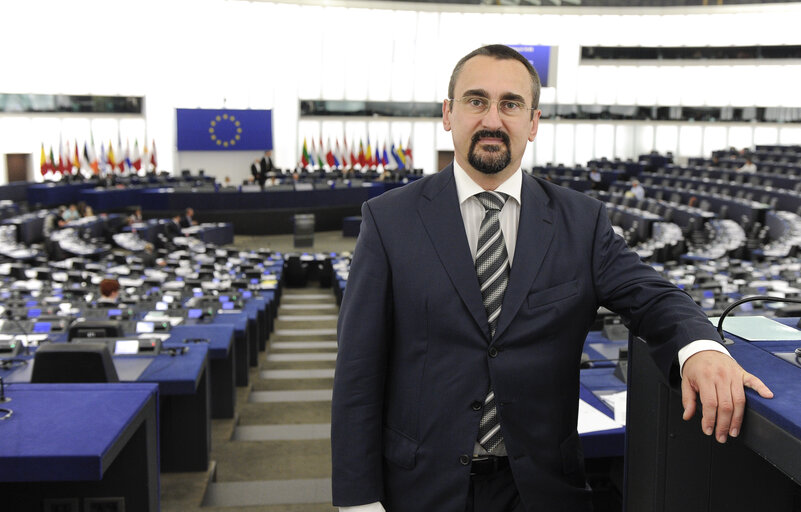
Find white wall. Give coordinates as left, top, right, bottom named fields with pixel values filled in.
left=2, top=0, right=801, bottom=184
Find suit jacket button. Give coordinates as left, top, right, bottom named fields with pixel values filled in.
left=471, top=400, right=482, bottom=411
left=488, top=346, right=498, bottom=358
left=459, top=454, right=471, bottom=466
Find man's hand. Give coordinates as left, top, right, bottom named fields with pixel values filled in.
left=681, top=350, right=773, bottom=443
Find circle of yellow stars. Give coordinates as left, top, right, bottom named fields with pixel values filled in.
left=208, top=113, right=242, bottom=147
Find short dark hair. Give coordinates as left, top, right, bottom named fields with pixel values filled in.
left=448, top=44, right=541, bottom=111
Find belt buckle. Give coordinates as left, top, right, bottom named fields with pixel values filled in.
left=470, top=456, right=496, bottom=476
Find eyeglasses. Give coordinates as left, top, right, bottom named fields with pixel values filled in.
left=449, top=96, right=536, bottom=118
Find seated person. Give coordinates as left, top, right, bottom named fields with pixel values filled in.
left=165, top=214, right=183, bottom=238
left=128, top=207, right=143, bottom=224
left=630, top=179, right=646, bottom=201
left=139, top=243, right=165, bottom=267
left=62, top=203, right=80, bottom=222
left=738, top=158, right=757, bottom=173
left=180, top=207, right=197, bottom=228
left=97, top=278, right=121, bottom=307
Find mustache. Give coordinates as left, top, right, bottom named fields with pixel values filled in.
left=471, top=130, right=510, bottom=147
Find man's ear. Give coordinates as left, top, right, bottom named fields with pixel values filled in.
left=528, top=109, right=542, bottom=142
left=442, top=100, right=452, bottom=132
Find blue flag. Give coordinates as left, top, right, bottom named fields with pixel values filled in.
left=176, top=109, right=273, bottom=151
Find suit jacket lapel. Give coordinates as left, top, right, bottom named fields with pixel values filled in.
left=418, top=165, right=490, bottom=338
left=494, top=174, right=555, bottom=343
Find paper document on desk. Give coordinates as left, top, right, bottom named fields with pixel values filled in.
left=709, top=315, right=800, bottom=341
left=599, top=391, right=627, bottom=425
left=577, top=399, right=623, bottom=434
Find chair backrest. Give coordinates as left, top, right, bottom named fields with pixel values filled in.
left=68, top=320, right=123, bottom=341
left=31, top=342, right=119, bottom=383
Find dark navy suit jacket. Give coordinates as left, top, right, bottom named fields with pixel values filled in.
left=332, top=165, right=721, bottom=511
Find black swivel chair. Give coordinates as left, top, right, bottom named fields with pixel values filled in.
left=31, top=342, right=119, bottom=383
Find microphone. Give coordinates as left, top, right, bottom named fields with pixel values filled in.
left=0, top=376, right=8, bottom=403
left=0, top=307, right=31, bottom=356
left=716, top=294, right=801, bottom=344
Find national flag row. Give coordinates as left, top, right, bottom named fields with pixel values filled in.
left=39, top=139, right=158, bottom=176
left=299, top=136, right=413, bottom=171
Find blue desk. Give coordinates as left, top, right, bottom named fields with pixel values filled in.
left=183, top=223, right=234, bottom=245
left=626, top=328, right=801, bottom=511
left=1, top=345, right=211, bottom=473
left=0, top=383, right=159, bottom=511
left=79, top=187, right=158, bottom=211
left=167, top=324, right=236, bottom=419
left=139, top=344, right=211, bottom=472
left=579, top=368, right=627, bottom=459
left=27, top=182, right=94, bottom=207
left=189, top=312, right=250, bottom=386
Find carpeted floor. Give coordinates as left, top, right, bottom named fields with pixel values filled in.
left=160, top=232, right=354, bottom=511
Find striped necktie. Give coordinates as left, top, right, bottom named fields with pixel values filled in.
left=474, top=190, right=509, bottom=454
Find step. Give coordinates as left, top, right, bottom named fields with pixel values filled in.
left=203, top=478, right=332, bottom=507
left=261, top=368, right=336, bottom=379
left=267, top=353, right=337, bottom=362
left=275, top=328, right=337, bottom=336
left=270, top=341, right=338, bottom=350
left=249, top=389, right=333, bottom=403
left=233, top=423, right=331, bottom=441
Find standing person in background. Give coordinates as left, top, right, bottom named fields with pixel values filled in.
left=259, top=150, right=274, bottom=190
left=331, top=44, right=772, bottom=512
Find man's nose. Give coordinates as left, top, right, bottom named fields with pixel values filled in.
left=480, top=102, right=504, bottom=129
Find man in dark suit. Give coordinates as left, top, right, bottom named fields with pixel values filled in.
left=258, top=150, right=274, bottom=189
left=331, top=45, right=772, bottom=512
left=164, top=214, right=183, bottom=239
left=179, top=207, right=196, bottom=228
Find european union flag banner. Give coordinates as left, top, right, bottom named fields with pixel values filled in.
left=176, top=109, right=272, bottom=151
left=508, top=45, right=551, bottom=88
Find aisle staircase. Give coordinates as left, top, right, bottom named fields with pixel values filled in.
left=162, top=287, right=340, bottom=511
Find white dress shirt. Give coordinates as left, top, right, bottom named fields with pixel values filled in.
left=338, top=163, right=728, bottom=512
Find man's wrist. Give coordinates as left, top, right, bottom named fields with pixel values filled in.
left=678, top=339, right=732, bottom=377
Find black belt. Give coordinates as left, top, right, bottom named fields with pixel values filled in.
left=470, top=455, right=510, bottom=476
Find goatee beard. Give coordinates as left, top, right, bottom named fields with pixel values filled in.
left=468, top=130, right=511, bottom=175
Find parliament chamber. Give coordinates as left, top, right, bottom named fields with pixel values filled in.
left=4, top=0, right=801, bottom=510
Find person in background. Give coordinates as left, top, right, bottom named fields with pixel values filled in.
left=630, top=179, right=646, bottom=201
left=139, top=242, right=164, bottom=267
left=62, top=204, right=80, bottom=222
left=259, top=149, right=275, bottom=189
left=180, top=207, right=196, bottom=228
left=738, top=157, right=757, bottom=173
left=165, top=214, right=183, bottom=238
left=128, top=207, right=143, bottom=225
left=97, top=278, right=120, bottom=306
left=588, top=167, right=602, bottom=190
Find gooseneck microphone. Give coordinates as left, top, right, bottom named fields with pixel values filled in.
left=716, top=294, right=801, bottom=344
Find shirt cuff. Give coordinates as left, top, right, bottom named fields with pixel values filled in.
left=677, top=339, right=732, bottom=378
left=339, top=503, right=385, bottom=512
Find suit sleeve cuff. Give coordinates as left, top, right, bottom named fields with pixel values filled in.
left=678, top=339, right=732, bottom=378
left=340, top=503, right=385, bottom=512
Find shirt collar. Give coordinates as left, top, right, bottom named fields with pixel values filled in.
left=453, top=160, right=522, bottom=206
